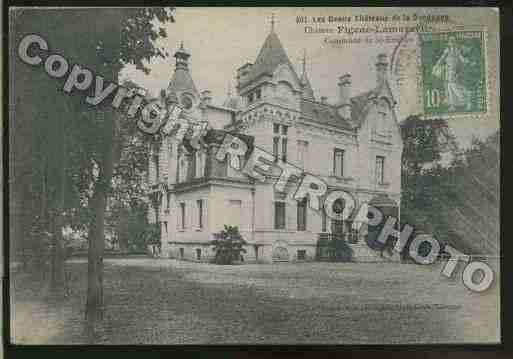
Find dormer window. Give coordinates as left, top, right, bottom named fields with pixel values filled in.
left=248, top=93, right=254, bottom=104
left=256, top=88, right=261, bottom=100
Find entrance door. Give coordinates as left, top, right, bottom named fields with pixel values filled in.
left=272, top=246, right=289, bottom=261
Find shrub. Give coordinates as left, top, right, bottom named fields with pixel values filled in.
left=211, top=225, right=247, bottom=265
left=329, top=238, right=353, bottom=262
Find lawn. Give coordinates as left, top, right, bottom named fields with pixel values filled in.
left=10, top=258, right=500, bottom=344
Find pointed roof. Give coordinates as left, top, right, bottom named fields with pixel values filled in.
left=167, top=43, right=199, bottom=98
left=245, top=30, right=301, bottom=85
left=167, top=70, right=199, bottom=96
left=300, top=50, right=315, bottom=101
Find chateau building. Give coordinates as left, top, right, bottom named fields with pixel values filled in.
left=146, top=24, right=403, bottom=263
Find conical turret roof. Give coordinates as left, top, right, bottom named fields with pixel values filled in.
left=245, top=30, right=300, bottom=84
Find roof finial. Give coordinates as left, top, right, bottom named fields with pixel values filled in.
left=270, top=13, right=275, bottom=32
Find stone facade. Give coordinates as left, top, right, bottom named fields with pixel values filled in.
left=147, top=26, right=403, bottom=263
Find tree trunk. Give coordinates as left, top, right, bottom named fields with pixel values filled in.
left=84, top=181, right=108, bottom=338
left=118, top=236, right=129, bottom=252
left=50, top=126, right=66, bottom=297
left=85, top=109, right=119, bottom=341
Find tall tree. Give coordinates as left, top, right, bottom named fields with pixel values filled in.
left=400, top=115, right=499, bottom=258
left=11, top=8, right=174, bottom=337
left=399, top=115, right=459, bottom=255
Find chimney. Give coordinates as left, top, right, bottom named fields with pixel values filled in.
left=376, top=53, right=388, bottom=87
left=337, top=74, right=352, bottom=120
left=320, top=96, right=328, bottom=104
left=338, top=73, right=351, bottom=105
left=201, top=90, right=212, bottom=105
left=236, top=62, right=253, bottom=89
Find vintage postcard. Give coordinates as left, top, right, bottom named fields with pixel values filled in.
left=8, top=7, right=500, bottom=345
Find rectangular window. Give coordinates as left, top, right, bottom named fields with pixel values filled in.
left=321, top=209, right=327, bottom=232
left=281, top=138, right=287, bottom=162
left=274, top=201, right=286, bottom=229
left=297, top=250, right=306, bottom=260
left=297, top=140, right=309, bottom=169
left=196, top=248, right=202, bottom=260
left=180, top=202, right=186, bottom=229
left=179, top=156, right=188, bottom=183
left=163, top=221, right=168, bottom=234
left=154, top=203, right=159, bottom=223
left=179, top=248, right=184, bottom=258
left=153, top=154, right=160, bottom=181
left=248, top=93, right=253, bottom=103
left=256, top=89, right=261, bottom=99
left=333, top=148, right=344, bottom=177
left=297, top=198, right=307, bottom=231
left=166, top=192, right=171, bottom=210
left=273, top=123, right=280, bottom=134
left=190, top=153, right=197, bottom=178
left=196, top=152, right=204, bottom=178
left=197, top=199, right=203, bottom=229
left=273, top=137, right=280, bottom=160
left=282, top=125, right=288, bottom=135
left=376, top=156, right=385, bottom=184
left=176, top=156, right=180, bottom=183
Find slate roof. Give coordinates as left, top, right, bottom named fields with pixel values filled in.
left=167, top=67, right=199, bottom=97
left=349, top=90, right=377, bottom=126
left=244, top=31, right=301, bottom=85
left=299, top=84, right=394, bottom=131
left=300, top=99, right=353, bottom=131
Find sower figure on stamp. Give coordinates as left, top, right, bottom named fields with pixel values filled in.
left=432, top=36, right=474, bottom=111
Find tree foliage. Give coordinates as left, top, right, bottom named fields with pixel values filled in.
left=400, top=115, right=499, bottom=259
left=10, top=7, right=174, bottom=337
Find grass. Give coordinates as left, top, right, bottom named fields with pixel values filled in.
left=10, top=258, right=500, bottom=344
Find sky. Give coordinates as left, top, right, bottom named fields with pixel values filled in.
left=120, top=7, right=500, bottom=149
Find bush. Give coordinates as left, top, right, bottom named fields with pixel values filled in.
left=316, top=236, right=353, bottom=262
left=211, top=225, right=247, bottom=265
left=329, top=238, right=353, bottom=262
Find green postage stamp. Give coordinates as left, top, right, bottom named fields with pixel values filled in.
left=420, top=31, right=487, bottom=116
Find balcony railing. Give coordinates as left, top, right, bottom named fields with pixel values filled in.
left=317, top=232, right=358, bottom=244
